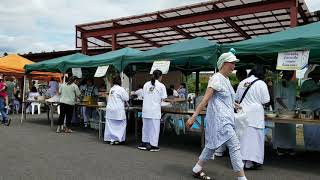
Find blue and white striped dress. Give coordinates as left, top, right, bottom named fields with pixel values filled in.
left=205, top=73, right=236, bottom=150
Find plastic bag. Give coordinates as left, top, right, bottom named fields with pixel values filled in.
left=234, top=109, right=249, bottom=138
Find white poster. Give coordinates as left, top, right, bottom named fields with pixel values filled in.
left=150, top=60, right=170, bottom=74
left=72, top=68, right=82, bottom=78
left=276, top=50, right=309, bottom=70
left=94, top=65, right=109, bottom=77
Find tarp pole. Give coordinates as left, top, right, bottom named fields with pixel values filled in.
left=195, top=71, right=200, bottom=96
left=20, top=75, right=26, bottom=124
left=63, top=74, right=66, bottom=83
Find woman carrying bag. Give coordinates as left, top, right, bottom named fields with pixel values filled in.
left=236, top=64, right=270, bottom=169
left=186, top=50, right=247, bottom=180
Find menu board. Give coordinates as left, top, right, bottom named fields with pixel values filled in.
left=72, top=68, right=82, bottom=78
left=150, top=60, right=170, bottom=74
left=277, top=50, right=309, bottom=70
left=94, top=65, right=109, bottom=77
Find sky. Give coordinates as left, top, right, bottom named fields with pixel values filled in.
left=0, top=0, right=319, bottom=56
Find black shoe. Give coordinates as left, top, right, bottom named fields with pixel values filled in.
left=138, top=142, right=147, bottom=150
left=5, top=119, right=11, bottom=126
left=149, top=146, right=160, bottom=152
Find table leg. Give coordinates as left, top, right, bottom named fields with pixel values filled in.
left=23, top=103, right=27, bottom=122
left=46, top=104, right=50, bottom=123
left=50, top=104, right=54, bottom=128
left=98, top=109, right=102, bottom=140
left=135, top=110, right=138, bottom=143
left=201, top=115, right=205, bottom=149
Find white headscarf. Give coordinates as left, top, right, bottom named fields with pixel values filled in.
left=217, top=51, right=239, bottom=70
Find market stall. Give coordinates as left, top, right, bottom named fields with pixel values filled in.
left=221, top=21, right=320, bottom=151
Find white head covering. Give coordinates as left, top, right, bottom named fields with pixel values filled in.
left=217, top=51, right=239, bottom=70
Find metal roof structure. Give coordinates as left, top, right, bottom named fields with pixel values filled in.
left=75, top=0, right=320, bottom=53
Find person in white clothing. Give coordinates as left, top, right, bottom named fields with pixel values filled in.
left=236, top=64, right=270, bottom=169
left=186, top=50, right=247, bottom=180
left=104, top=74, right=129, bottom=145
left=138, top=70, right=167, bottom=152
left=300, top=68, right=320, bottom=151
left=273, top=71, right=296, bottom=155
left=134, top=85, right=144, bottom=100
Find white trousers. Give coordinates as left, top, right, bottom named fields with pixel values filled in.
left=142, top=118, right=160, bottom=147
left=104, top=119, right=127, bottom=142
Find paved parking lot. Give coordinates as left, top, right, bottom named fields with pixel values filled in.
left=0, top=114, right=319, bottom=180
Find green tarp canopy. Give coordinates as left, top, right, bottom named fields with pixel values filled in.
left=25, top=38, right=218, bottom=74
left=25, top=48, right=141, bottom=74
left=25, top=53, right=88, bottom=74
left=222, top=21, right=320, bottom=65
left=66, top=47, right=141, bottom=70
left=122, top=37, right=218, bottom=72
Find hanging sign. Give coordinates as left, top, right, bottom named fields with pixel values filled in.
left=94, top=65, right=109, bottom=77
left=72, top=68, right=82, bottom=78
left=276, top=50, right=309, bottom=70
left=150, top=60, right=170, bottom=74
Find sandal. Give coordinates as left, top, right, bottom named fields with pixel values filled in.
left=192, top=171, right=213, bottom=179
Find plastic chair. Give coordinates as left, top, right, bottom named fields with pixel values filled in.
left=53, top=103, right=60, bottom=115
left=31, top=102, right=41, bottom=114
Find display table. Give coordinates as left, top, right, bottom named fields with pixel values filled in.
left=125, top=106, right=207, bottom=148
left=22, top=100, right=60, bottom=127
left=266, top=116, right=320, bottom=125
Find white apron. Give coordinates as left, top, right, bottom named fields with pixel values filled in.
left=104, top=118, right=127, bottom=142
left=142, top=118, right=160, bottom=147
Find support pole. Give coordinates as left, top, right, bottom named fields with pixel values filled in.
left=81, top=37, right=88, bottom=54
left=112, top=34, right=117, bottom=51
left=290, top=0, right=298, bottom=28
left=20, top=75, right=26, bottom=124
left=195, top=71, right=200, bottom=96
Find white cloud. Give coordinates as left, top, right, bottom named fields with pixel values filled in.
left=305, top=0, right=320, bottom=12
left=1, top=0, right=319, bottom=55
left=0, top=0, right=208, bottom=55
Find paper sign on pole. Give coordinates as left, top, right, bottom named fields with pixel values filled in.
left=276, top=50, right=309, bottom=70
left=94, top=65, right=109, bottom=77
left=150, top=60, right=170, bottom=74
left=72, top=68, right=82, bottom=78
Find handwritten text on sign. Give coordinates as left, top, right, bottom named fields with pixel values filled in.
left=150, top=60, right=171, bottom=74
left=94, top=65, right=109, bottom=77
left=276, top=50, right=309, bottom=70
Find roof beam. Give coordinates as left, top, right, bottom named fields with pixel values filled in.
left=297, top=2, right=309, bottom=24
left=84, top=0, right=291, bottom=38
left=157, top=14, right=193, bottom=39
left=113, top=22, right=161, bottom=47
left=95, top=36, right=125, bottom=49
left=212, top=4, right=251, bottom=39
left=77, top=26, right=124, bottom=49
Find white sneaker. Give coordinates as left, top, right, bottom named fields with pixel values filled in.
left=211, top=154, right=215, bottom=160
left=214, top=152, right=224, bottom=157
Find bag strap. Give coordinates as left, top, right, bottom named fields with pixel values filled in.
left=239, top=79, right=260, bottom=104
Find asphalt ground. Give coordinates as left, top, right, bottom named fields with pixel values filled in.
left=0, top=114, right=320, bottom=180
